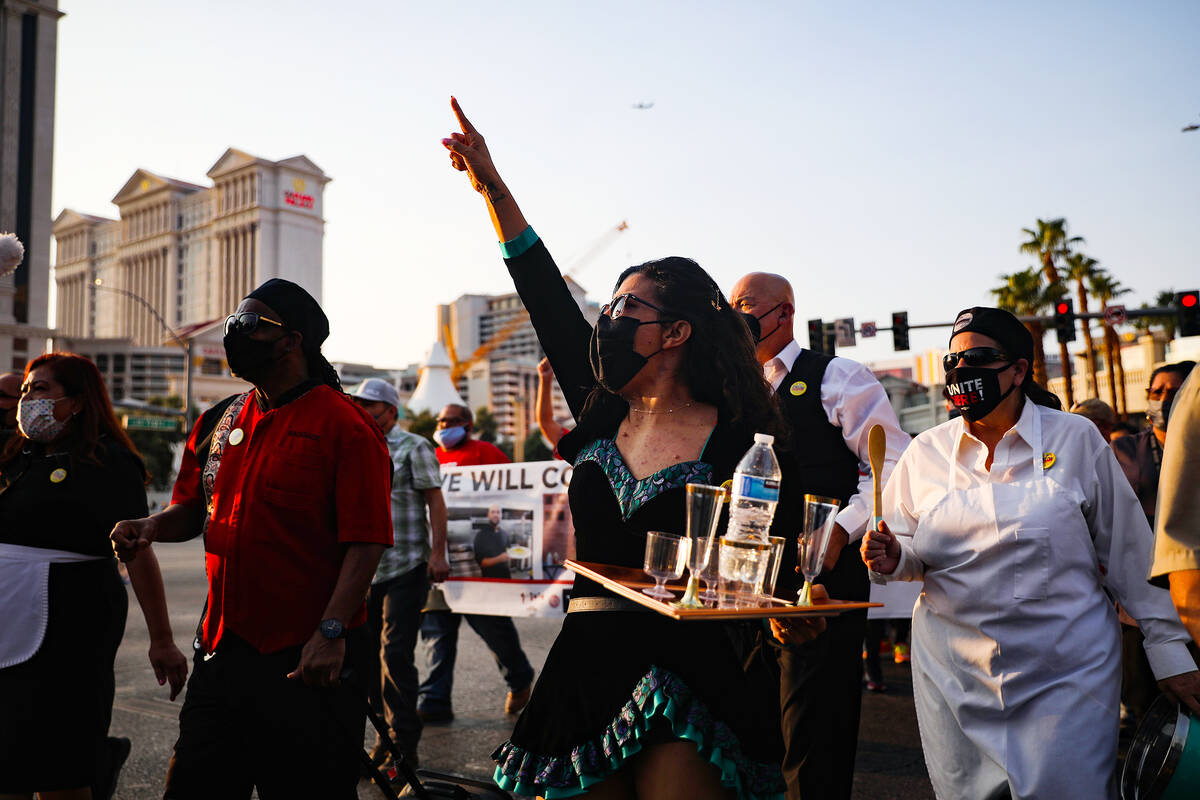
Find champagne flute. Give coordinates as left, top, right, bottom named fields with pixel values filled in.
left=797, top=494, right=841, bottom=606
left=643, top=531, right=690, bottom=600
left=673, top=484, right=726, bottom=608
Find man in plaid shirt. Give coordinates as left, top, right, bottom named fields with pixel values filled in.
left=351, top=379, right=449, bottom=771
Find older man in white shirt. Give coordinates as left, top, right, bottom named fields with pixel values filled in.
left=731, top=272, right=910, bottom=800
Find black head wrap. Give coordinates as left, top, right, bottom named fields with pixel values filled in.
left=948, top=305, right=1062, bottom=409
left=949, top=306, right=1034, bottom=365
left=245, top=278, right=341, bottom=391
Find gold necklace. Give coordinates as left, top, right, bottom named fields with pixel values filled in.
left=628, top=400, right=695, bottom=415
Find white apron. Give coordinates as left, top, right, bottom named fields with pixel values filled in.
left=909, top=409, right=1120, bottom=800
left=0, top=543, right=106, bottom=669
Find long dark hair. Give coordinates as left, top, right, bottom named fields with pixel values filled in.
left=581, top=256, right=785, bottom=437
left=0, top=352, right=148, bottom=479
left=1024, top=379, right=1063, bottom=410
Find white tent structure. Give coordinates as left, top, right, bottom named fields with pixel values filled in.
left=407, top=341, right=465, bottom=414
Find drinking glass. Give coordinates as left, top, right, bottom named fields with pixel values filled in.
left=758, top=536, right=786, bottom=605
left=643, top=531, right=690, bottom=600
left=673, top=484, right=726, bottom=609
left=717, top=536, right=772, bottom=609
left=797, top=494, right=841, bottom=606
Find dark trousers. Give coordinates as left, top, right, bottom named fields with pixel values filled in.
left=418, top=610, right=534, bottom=713
left=779, top=544, right=869, bottom=800
left=163, top=629, right=370, bottom=799
left=365, top=566, right=428, bottom=752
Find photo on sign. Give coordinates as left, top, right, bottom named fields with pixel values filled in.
left=542, top=493, right=576, bottom=581
left=446, top=504, right=535, bottom=580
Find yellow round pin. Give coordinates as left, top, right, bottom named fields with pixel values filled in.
left=49, top=468, right=67, bottom=483
left=228, top=428, right=244, bottom=446
left=720, top=478, right=733, bottom=501
left=1042, top=452, right=1056, bottom=470
left=790, top=381, right=807, bottom=397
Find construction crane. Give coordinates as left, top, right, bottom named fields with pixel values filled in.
left=443, top=220, right=629, bottom=383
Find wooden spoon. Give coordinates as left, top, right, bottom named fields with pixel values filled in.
left=868, top=423, right=886, bottom=526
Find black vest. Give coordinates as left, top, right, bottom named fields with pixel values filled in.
left=776, top=349, right=862, bottom=507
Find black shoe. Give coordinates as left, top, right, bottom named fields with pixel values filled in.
left=417, top=707, right=454, bottom=723
left=100, top=736, right=131, bottom=800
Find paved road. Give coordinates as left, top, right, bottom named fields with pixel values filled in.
left=109, top=540, right=932, bottom=798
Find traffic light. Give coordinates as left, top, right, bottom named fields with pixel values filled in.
left=1053, top=299, right=1076, bottom=343
left=891, top=311, right=909, bottom=351
left=1175, top=290, right=1200, bottom=337
left=823, top=321, right=838, bottom=356
left=808, top=318, right=825, bottom=354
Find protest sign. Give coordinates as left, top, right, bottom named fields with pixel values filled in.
left=438, top=460, right=576, bottom=617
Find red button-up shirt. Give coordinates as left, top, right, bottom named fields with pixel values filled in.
left=172, top=384, right=393, bottom=653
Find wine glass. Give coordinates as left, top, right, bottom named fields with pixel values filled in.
left=673, top=484, right=726, bottom=608
left=796, top=494, right=841, bottom=606
left=643, top=531, right=690, bottom=600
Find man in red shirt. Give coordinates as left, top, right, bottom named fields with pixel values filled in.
left=111, top=279, right=393, bottom=798
left=418, top=403, right=535, bottom=719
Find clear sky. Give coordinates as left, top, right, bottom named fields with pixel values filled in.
left=51, top=1, right=1200, bottom=369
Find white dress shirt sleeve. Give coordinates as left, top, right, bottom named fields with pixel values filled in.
left=1086, top=444, right=1197, bottom=680
left=820, top=358, right=912, bottom=541
left=869, top=441, right=926, bottom=582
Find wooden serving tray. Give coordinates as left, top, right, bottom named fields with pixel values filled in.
left=564, top=560, right=882, bottom=621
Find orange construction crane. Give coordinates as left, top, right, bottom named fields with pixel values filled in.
left=443, top=220, right=628, bottom=383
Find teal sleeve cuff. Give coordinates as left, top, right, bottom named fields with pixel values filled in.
left=499, top=226, right=539, bottom=259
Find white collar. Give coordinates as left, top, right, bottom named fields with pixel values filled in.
left=766, top=339, right=803, bottom=374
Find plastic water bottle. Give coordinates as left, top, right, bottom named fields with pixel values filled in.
left=727, top=433, right=782, bottom=542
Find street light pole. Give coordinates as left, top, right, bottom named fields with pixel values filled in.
left=93, top=278, right=194, bottom=429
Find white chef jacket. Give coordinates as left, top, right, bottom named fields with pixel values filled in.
left=875, top=398, right=1195, bottom=799
left=764, top=339, right=910, bottom=541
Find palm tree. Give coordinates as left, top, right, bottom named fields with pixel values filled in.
left=1063, top=252, right=1102, bottom=398
left=1134, top=289, right=1178, bottom=340
left=1020, top=218, right=1085, bottom=407
left=992, top=267, right=1065, bottom=387
left=1088, top=271, right=1133, bottom=416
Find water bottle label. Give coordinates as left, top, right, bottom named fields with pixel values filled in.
left=736, top=475, right=780, bottom=502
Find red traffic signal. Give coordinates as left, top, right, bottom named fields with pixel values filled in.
left=1175, top=290, right=1200, bottom=337
left=1181, top=293, right=1198, bottom=309
left=1056, top=301, right=1071, bottom=315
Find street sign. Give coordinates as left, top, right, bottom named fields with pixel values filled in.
left=123, top=415, right=181, bottom=432
left=1104, top=305, right=1126, bottom=326
left=834, top=317, right=857, bottom=348
left=861, top=321, right=877, bottom=338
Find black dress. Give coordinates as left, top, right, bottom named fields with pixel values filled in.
left=491, top=238, right=792, bottom=799
left=0, top=437, right=148, bottom=791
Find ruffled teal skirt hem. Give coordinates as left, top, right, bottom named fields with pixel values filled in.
left=491, top=666, right=785, bottom=799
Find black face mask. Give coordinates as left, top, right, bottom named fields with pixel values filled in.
left=944, top=364, right=1019, bottom=422
left=224, top=331, right=287, bottom=382
left=588, top=314, right=667, bottom=393
left=749, top=303, right=783, bottom=344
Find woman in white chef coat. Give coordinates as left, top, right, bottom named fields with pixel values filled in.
left=862, top=306, right=1200, bottom=800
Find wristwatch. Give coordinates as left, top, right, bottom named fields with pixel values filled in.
left=318, top=618, right=346, bottom=639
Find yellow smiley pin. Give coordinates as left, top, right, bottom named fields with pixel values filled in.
left=50, top=468, right=67, bottom=483
left=790, top=381, right=807, bottom=397
left=1042, top=452, right=1056, bottom=470
left=228, top=428, right=244, bottom=446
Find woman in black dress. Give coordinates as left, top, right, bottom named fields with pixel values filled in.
left=0, top=353, right=187, bottom=799
left=443, top=99, right=819, bottom=800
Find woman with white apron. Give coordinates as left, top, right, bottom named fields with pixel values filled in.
left=862, top=306, right=1200, bottom=800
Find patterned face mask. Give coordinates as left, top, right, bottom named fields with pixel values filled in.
left=17, top=396, right=72, bottom=442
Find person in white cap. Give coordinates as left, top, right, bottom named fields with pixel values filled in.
left=351, top=378, right=449, bottom=771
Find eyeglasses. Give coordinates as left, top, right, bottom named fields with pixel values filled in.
left=436, top=416, right=468, bottom=427
left=943, top=347, right=1010, bottom=371
left=601, top=293, right=672, bottom=320
left=224, top=312, right=286, bottom=337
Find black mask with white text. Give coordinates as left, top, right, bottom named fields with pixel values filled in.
left=588, top=315, right=665, bottom=393
left=944, top=364, right=1018, bottom=422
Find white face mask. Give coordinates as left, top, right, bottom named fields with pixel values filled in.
left=17, top=396, right=71, bottom=442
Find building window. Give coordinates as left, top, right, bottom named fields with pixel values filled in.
left=113, top=354, right=126, bottom=373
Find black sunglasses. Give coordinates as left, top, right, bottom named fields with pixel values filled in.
left=601, top=293, right=672, bottom=320
left=224, top=311, right=286, bottom=337
left=943, top=347, right=1010, bottom=372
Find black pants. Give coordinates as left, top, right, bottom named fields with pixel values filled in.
left=365, top=566, right=428, bottom=752
left=779, top=544, right=869, bottom=800
left=163, top=628, right=370, bottom=799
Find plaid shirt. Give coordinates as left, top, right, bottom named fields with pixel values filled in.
left=373, top=427, right=443, bottom=584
